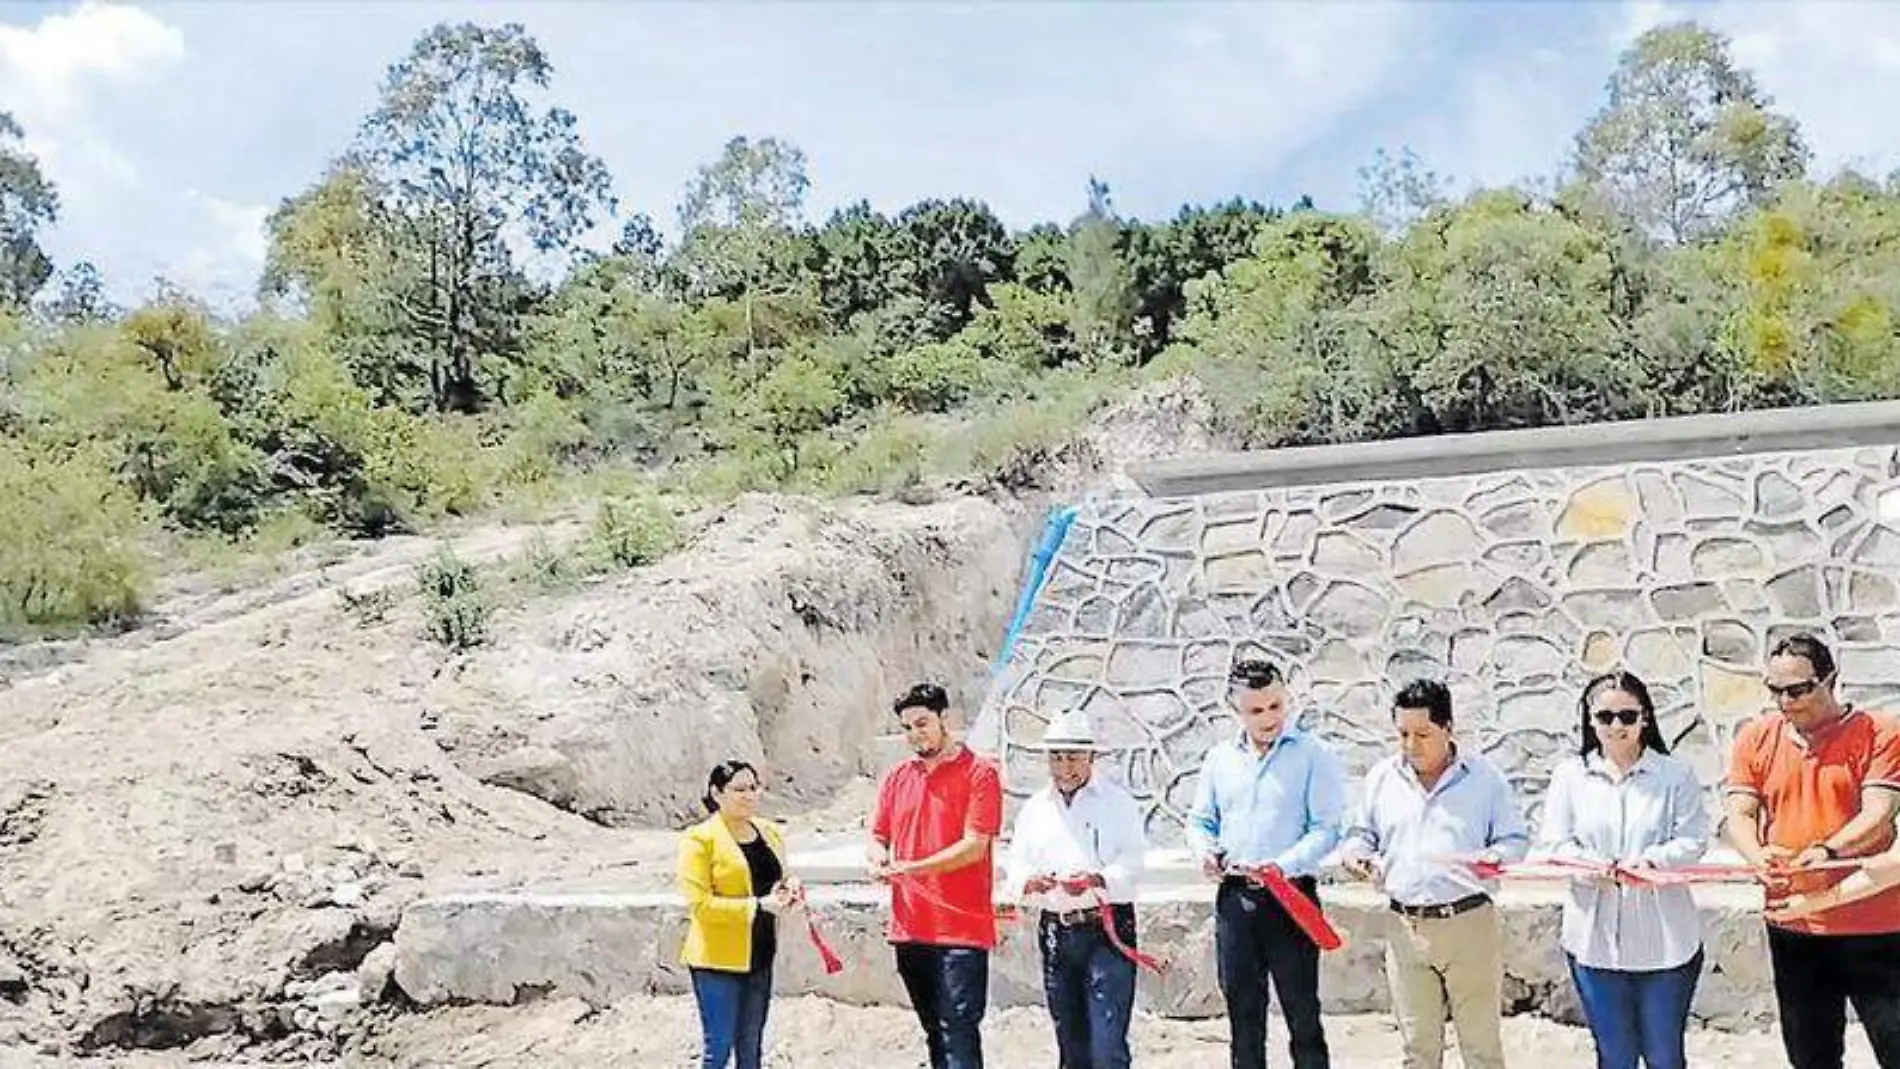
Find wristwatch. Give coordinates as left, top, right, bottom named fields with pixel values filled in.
left=1820, top=843, right=1841, bottom=860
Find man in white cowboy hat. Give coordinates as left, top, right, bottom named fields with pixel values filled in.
left=1002, top=705, right=1149, bottom=1069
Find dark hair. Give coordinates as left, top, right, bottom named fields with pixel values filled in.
left=1228, top=658, right=1284, bottom=690
left=1578, top=671, right=1670, bottom=759
left=1770, top=632, right=1838, bottom=682
left=893, top=682, right=949, bottom=717
left=1393, top=679, right=1453, bottom=728
left=702, top=760, right=760, bottom=814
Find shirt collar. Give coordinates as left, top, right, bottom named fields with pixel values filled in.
left=1231, top=723, right=1304, bottom=756
left=910, top=743, right=972, bottom=774
left=1046, top=776, right=1103, bottom=806
left=1585, top=749, right=1657, bottom=779
left=1398, top=749, right=1469, bottom=792
left=1786, top=706, right=1860, bottom=751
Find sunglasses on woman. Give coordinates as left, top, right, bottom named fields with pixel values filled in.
left=1592, top=709, right=1643, bottom=726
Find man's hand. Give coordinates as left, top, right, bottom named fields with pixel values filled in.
left=1063, top=871, right=1107, bottom=891
left=1611, top=857, right=1654, bottom=888
left=1756, top=844, right=1798, bottom=894
left=1200, top=854, right=1225, bottom=882
left=1760, top=844, right=1798, bottom=868
left=1022, top=874, right=1058, bottom=896
left=868, top=858, right=905, bottom=884
left=1342, top=856, right=1380, bottom=883
left=1764, top=890, right=1831, bottom=924
left=1789, top=844, right=1834, bottom=870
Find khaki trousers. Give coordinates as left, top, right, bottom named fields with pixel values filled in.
left=1383, top=901, right=1506, bottom=1069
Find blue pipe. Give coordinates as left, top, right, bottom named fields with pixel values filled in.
left=989, top=505, right=1078, bottom=676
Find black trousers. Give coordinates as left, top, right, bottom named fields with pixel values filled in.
left=894, top=943, right=989, bottom=1069
left=1215, top=875, right=1330, bottom=1069
left=1768, top=925, right=1900, bottom=1069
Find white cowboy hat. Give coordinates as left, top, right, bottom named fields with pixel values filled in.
left=1030, top=708, right=1116, bottom=754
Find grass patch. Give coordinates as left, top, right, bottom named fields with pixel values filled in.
left=416, top=545, right=491, bottom=650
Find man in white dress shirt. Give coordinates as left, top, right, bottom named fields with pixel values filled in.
left=1003, top=708, right=1149, bottom=1069
left=1337, top=678, right=1530, bottom=1069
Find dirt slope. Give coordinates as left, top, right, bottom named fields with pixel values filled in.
left=0, top=380, right=1223, bottom=1063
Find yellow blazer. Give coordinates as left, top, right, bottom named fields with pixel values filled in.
left=677, top=815, right=790, bottom=972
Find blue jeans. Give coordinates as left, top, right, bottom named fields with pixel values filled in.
left=1566, top=948, right=1703, bottom=1069
left=1040, top=905, right=1138, bottom=1069
left=690, top=964, right=773, bottom=1069
left=895, top=943, right=989, bottom=1069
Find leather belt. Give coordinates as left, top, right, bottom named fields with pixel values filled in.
left=1389, top=893, right=1490, bottom=920
left=1045, top=908, right=1096, bottom=927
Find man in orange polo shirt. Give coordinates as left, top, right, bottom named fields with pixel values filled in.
left=868, top=682, right=1004, bottom=1069
left=1723, top=633, right=1900, bottom=1069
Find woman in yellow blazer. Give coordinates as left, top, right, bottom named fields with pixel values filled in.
left=678, top=759, right=802, bottom=1069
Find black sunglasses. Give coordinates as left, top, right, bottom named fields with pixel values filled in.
left=1592, top=709, right=1643, bottom=727
left=1766, top=679, right=1822, bottom=702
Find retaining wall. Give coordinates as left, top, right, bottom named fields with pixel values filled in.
left=970, top=402, right=1900, bottom=842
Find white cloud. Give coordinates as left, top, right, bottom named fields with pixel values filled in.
left=166, top=192, right=270, bottom=305
left=0, top=0, right=182, bottom=194
left=0, top=2, right=267, bottom=308
left=0, top=0, right=183, bottom=119
left=1138, top=4, right=1416, bottom=165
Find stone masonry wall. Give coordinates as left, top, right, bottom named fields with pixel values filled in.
left=976, top=445, right=1900, bottom=844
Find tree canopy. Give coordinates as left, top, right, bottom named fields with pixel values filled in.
left=2, top=18, right=1895, bottom=635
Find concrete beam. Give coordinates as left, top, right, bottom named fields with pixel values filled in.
left=391, top=881, right=1778, bottom=1031
left=1128, top=399, right=1900, bottom=497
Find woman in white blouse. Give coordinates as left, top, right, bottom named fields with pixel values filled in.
left=1534, top=670, right=1710, bottom=1069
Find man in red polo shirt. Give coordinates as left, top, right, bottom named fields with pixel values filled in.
left=1724, top=632, right=1900, bottom=1069
left=868, top=682, right=1003, bottom=1069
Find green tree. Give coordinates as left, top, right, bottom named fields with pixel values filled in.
left=1012, top=223, right=1070, bottom=294
left=811, top=200, right=904, bottom=329
left=0, top=439, right=148, bottom=633
left=893, top=198, right=1013, bottom=338
left=1128, top=198, right=1281, bottom=356
left=1369, top=190, right=1635, bottom=432
left=1572, top=21, right=1808, bottom=244
left=0, top=112, right=58, bottom=308
left=677, top=136, right=818, bottom=359
left=1358, top=147, right=1451, bottom=234
left=1067, top=178, right=1137, bottom=360
left=39, top=261, right=120, bottom=325
left=1165, top=211, right=1391, bottom=444
left=354, top=21, right=616, bottom=412
left=261, top=165, right=426, bottom=406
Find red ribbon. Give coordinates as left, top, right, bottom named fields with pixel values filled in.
left=797, top=866, right=1015, bottom=978
left=1452, top=855, right=1866, bottom=887
left=1053, top=876, right=1171, bottom=975
left=1229, top=864, right=1346, bottom=951
left=806, top=917, right=844, bottom=975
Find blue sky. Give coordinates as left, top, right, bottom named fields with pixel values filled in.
left=6, top=0, right=1900, bottom=308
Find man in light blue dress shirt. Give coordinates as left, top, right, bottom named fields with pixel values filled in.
left=1336, top=678, right=1529, bottom=1069
left=1186, top=658, right=1349, bottom=1069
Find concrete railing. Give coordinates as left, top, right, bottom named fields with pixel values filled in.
left=1128, top=399, right=1900, bottom=497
